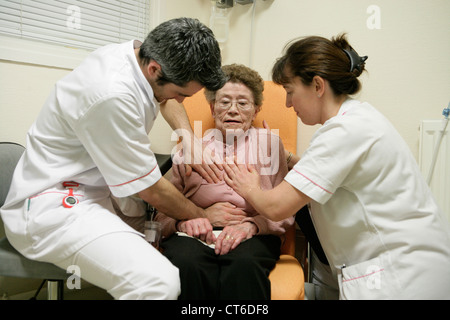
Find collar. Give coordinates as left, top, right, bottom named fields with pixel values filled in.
left=126, top=40, right=158, bottom=109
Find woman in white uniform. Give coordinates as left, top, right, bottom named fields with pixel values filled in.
left=0, top=18, right=246, bottom=300
left=224, top=34, right=450, bottom=299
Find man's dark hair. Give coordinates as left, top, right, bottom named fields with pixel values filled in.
left=139, top=17, right=226, bottom=91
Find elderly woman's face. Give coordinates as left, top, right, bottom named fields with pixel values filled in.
left=211, top=82, right=258, bottom=136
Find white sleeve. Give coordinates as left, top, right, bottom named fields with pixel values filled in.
left=285, top=118, right=373, bottom=204
left=74, top=93, right=161, bottom=197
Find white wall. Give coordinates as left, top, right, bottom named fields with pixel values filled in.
left=1, top=0, right=449, bottom=159
left=163, top=0, right=450, bottom=157
left=0, top=60, right=70, bottom=146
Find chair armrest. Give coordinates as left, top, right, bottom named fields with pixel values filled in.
left=280, top=223, right=296, bottom=256
left=269, top=255, right=304, bottom=300
left=155, top=153, right=172, bottom=176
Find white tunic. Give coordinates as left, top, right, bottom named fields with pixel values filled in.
left=285, top=99, right=450, bottom=299
left=1, top=40, right=162, bottom=263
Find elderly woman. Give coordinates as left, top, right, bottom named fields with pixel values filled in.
left=156, top=64, right=294, bottom=300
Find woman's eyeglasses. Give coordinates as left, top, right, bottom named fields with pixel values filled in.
left=215, top=99, right=254, bottom=112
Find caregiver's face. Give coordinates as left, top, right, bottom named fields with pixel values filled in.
left=282, top=76, right=322, bottom=126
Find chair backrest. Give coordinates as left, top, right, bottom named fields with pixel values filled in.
left=0, top=142, right=24, bottom=208
left=0, top=142, right=25, bottom=238
left=0, top=142, right=25, bottom=207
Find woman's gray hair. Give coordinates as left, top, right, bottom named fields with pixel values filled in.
left=139, top=17, right=226, bottom=91
left=205, top=63, right=264, bottom=111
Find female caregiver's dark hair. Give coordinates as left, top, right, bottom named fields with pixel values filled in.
left=272, top=33, right=367, bottom=96
left=139, top=17, right=226, bottom=91
left=204, top=63, right=265, bottom=111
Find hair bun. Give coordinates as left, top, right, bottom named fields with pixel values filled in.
left=332, top=33, right=367, bottom=77
left=343, top=48, right=368, bottom=77
left=331, top=33, right=350, bottom=50
left=273, top=34, right=366, bottom=96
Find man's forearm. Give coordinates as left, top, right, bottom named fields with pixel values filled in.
left=160, top=99, right=192, bottom=131
left=138, top=177, right=205, bottom=221
left=160, top=99, right=223, bottom=182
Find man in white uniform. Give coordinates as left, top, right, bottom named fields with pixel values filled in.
left=0, top=18, right=244, bottom=299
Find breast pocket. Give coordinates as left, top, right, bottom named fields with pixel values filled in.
left=337, top=253, right=401, bottom=300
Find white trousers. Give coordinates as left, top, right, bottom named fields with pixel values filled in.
left=55, top=232, right=181, bottom=300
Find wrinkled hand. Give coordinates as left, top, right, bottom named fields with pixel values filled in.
left=185, top=163, right=223, bottom=184
left=177, top=218, right=216, bottom=244
left=204, top=202, right=247, bottom=227
left=214, top=222, right=258, bottom=255
left=184, top=136, right=224, bottom=183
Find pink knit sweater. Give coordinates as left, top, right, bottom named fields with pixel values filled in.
left=155, top=127, right=294, bottom=239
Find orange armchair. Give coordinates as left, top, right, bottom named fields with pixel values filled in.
left=269, top=224, right=304, bottom=300
left=183, top=82, right=304, bottom=300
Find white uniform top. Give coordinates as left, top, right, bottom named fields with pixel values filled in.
left=285, top=99, right=450, bottom=299
left=1, top=40, right=162, bottom=262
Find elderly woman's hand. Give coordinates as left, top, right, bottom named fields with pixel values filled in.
left=214, top=222, right=258, bottom=255
left=184, top=135, right=224, bottom=183
left=177, top=218, right=216, bottom=245
left=204, top=202, right=247, bottom=227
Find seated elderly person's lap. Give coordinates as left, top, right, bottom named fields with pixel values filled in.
left=161, top=233, right=281, bottom=300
